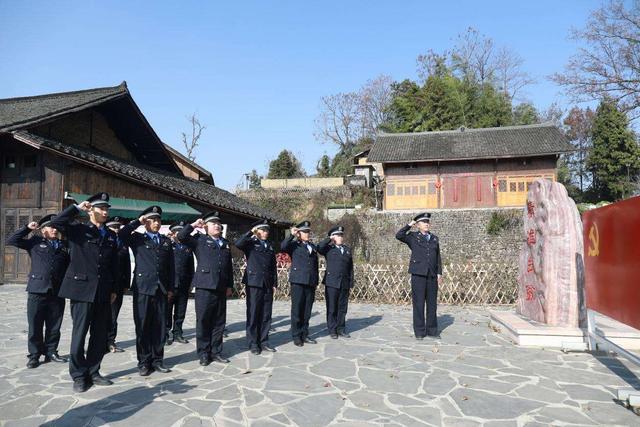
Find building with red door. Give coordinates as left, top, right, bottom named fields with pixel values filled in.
left=367, top=124, right=574, bottom=210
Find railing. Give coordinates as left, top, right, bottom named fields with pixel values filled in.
left=232, top=260, right=518, bottom=305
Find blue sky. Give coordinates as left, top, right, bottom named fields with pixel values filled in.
left=0, top=1, right=601, bottom=190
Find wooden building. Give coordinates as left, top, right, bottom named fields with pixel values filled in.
left=367, top=124, right=574, bottom=210
left=0, top=82, right=287, bottom=284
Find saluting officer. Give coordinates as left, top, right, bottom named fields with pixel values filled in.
left=166, top=221, right=195, bottom=345
left=7, top=214, right=69, bottom=368
left=281, top=220, right=319, bottom=347
left=119, top=206, right=175, bottom=376
left=395, top=212, right=442, bottom=340
left=50, top=192, right=118, bottom=393
left=106, top=216, right=131, bottom=353
left=234, top=219, right=278, bottom=355
left=317, top=225, right=353, bottom=339
left=177, top=211, right=233, bottom=366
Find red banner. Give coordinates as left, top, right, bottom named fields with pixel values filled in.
left=583, top=196, right=640, bottom=330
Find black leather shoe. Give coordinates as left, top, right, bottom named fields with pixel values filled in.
left=139, top=366, right=152, bottom=376
left=294, top=340, right=304, bottom=347
left=73, top=378, right=89, bottom=393
left=223, top=329, right=229, bottom=338
left=269, top=327, right=276, bottom=332
left=250, top=348, right=261, bottom=355
left=338, top=331, right=351, bottom=338
left=91, top=373, right=113, bottom=386
left=211, top=355, right=230, bottom=364
left=262, top=344, right=277, bottom=352
left=174, top=335, right=189, bottom=344
left=109, top=343, right=125, bottom=353
left=330, top=333, right=338, bottom=339
left=303, top=337, right=317, bottom=344
left=415, top=336, right=425, bottom=341
left=152, top=363, right=171, bottom=373
left=165, top=334, right=173, bottom=346
left=199, top=357, right=211, bottom=366
left=26, top=358, right=39, bottom=369
left=45, top=352, right=68, bottom=363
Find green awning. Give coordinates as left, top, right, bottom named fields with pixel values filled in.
left=65, top=192, right=201, bottom=222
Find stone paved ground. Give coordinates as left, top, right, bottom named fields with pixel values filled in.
left=1, top=284, right=640, bottom=427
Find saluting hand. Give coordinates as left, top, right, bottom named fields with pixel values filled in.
left=78, top=201, right=92, bottom=212
left=192, top=218, right=205, bottom=228
left=27, top=221, right=38, bottom=230
left=408, top=220, right=417, bottom=227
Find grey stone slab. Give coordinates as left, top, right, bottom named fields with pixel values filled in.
left=285, top=393, right=345, bottom=427
left=0, top=285, right=639, bottom=426
left=450, top=389, right=545, bottom=419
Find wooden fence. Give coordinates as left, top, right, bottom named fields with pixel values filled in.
left=232, top=260, right=518, bottom=305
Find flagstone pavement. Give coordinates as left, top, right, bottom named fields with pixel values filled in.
left=1, top=284, right=640, bottom=426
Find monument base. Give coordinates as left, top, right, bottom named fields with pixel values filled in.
left=489, top=310, right=640, bottom=350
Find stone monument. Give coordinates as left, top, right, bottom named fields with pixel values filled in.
left=516, top=178, right=584, bottom=327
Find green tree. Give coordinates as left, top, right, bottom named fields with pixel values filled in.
left=267, top=150, right=306, bottom=179
left=247, top=169, right=261, bottom=189
left=316, top=155, right=331, bottom=177
left=587, top=100, right=640, bottom=201
left=512, top=102, right=540, bottom=125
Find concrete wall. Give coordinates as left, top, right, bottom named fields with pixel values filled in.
left=261, top=177, right=344, bottom=189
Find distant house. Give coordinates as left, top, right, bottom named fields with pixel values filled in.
left=0, top=82, right=287, bottom=284
left=352, top=149, right=383, bottom=188
left=367, top=124, right=574, bottom=210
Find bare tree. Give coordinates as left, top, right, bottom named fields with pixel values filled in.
left=416, top=49, right=450, bottom=81
left=315, top=75, right=393, bottom=152
left=359, top=74, right=394, bottom=138
left=416, top=27, right=534, bottom=100
left=494, top=47, right=536, bottom=102
left=314, top=92, right=363, bottom=153
left=181, top=113, right=206, bottom=161
left=552, top=1, right=640, bottom=120
left=451, top=27, right=496, bottom=84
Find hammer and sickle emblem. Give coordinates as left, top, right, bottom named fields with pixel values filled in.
left=588, top=223, right=600, bottom=257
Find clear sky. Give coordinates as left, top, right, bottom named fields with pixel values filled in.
left=0, top=1, right=601, bottom=190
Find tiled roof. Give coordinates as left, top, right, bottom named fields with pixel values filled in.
left=368, top=123, right=574, bottom=163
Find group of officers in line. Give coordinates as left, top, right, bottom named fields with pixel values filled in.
left=7, top=192, right=442, bottom=393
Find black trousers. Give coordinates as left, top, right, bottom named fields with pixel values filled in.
left=27, top=291, right=65, bottom=358
left=325, top=286, right=349, bottom=334
left=195, top=287, right=227, bottom=358
left=107, top=291, right=124, bottom=346
left=245, top=285, right=273, bottom=350
left=69, top=300, right=110, bottom=380
left=133, top=289, right=166, bottom=368
left=290, top=283, right=315, bottom=340
left=411, top=274, right=439, bottom=337
left=166, top=286, right=190, bottom=337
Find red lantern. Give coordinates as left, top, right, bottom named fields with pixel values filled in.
left=492, top=179, right=498, bottom=188
left=435, top=180, right=442, bottom=189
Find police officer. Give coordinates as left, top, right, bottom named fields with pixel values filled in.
left=235, top=219, right=278, bottom=355
left=281, top=220, right=319, bottom=347
left=317, top=225, right=353, bottom=339
left=50, top=192, right=118, bottom=392
left=7, top=214, right=70, bottom=368
left=106, top=217, right=131, bottom=353
left=119, top=206, right=174, bottom=376
left=395, top=212, right=442, bottom=340
left=177, top=211, right=233, bottom=366
left=166, top=221, right=194, bottom=345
